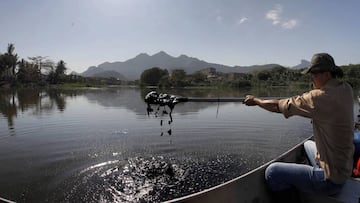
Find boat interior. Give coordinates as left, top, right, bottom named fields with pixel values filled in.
left=166, top=136, right=360, bottom=203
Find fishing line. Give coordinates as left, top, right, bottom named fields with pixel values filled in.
left=216, top=96, right=220, bottom=119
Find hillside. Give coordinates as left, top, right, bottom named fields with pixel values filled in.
left=81, top=51, right=307, bottom=80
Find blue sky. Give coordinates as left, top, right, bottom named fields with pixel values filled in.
left=1, top=0, right=360, bottom=73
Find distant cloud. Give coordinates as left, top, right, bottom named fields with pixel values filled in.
left=237, top=17, right=249, bottom=25
left=266, top=4, right=298, bottom=29
left=215, top=10, right=248, bottom=27
left=282, top=19, right=297, bottom=29
left=266, top=4, right=282, bottom=25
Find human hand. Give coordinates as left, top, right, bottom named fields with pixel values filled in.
left=243, top=95, right=258, bottom=106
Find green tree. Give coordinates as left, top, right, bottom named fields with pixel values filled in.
left=55, top=60, right=67, bottom=76
left=48, top=60, right=67, bottom=84
left=17, top=59, right=40, bottom=83
left=256, top=70, right=271, bottom=81
left=169, top=69, right=187, bottom=87
left=140, top=67, right=169, bottom=86
left=343, top=64, right=360, bottom=78
left=158, top=75, right=171, bottom=88
left=190, top=71, right=207, bottom=84
left=28, top=56, right=49, bottom=76
left=342, top=64, right=360, bottom=87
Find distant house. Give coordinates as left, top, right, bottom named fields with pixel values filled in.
left=200, top=67, right=217, bottom=79
left=201, top=67, right=216, bottom=74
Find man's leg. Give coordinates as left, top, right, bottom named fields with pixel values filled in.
left=304, top=140, right=318, bottom=167
left=265, top=162, right=343, bottom=195
left=265, top=162, right=313, bottom=192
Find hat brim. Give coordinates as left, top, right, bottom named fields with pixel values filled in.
left=301, top=66, right=312, bottom=74
left=301, top=65, right=343, bottom=76
left=301, top=64, right=320, bottom=74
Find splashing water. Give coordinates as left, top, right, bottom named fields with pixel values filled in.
left=65, top=156, right=187, bottom=203
left=59, top=153, right=251, bottom=203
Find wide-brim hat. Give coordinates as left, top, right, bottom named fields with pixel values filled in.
left=302, top=53, right=343, bottom=76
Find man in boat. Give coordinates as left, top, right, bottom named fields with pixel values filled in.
left=244, top=53, right=354, bottom=196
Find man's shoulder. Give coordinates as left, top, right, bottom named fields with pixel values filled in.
left=326, top=79, right=353, bottom=95
left=326, top=79, right=352, bottom=90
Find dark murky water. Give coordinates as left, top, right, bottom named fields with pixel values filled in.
left=0, top=87, right=358, bottom=202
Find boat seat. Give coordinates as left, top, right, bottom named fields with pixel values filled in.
left=333, top=178, right=360, bottom=203
left=299, top=178, right=360, bottom=203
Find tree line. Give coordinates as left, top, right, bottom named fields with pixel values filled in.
left=140, top=64, right=360, bottom=89
left=2, top=43, right=359, bottom=89
left=0, top=43, right=136, bottom=87
left=0, top=43, right=67, bottom=86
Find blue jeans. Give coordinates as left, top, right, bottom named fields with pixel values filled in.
left=265, top=140, right=343, bottom=195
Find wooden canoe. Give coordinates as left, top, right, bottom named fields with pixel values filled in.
left=165, top=136, right=360, bottom=203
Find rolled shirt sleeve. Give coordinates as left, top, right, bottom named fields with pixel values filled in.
left=278, top=92, right=315, bottom=119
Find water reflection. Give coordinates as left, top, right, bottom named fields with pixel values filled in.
left=0, top=87, right=254, bottom=133
left=0, top=89, right=68, bottom=131
left=0, top=89, right=17, bottom=130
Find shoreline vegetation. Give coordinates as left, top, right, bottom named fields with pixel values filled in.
left=1, top=43, right=360, bottom=91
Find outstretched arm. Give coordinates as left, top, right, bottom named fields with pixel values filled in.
left=243, top=95, right=281, bottom=113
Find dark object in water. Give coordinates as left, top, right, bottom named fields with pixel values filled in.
left=145, top=91, right=247, bottom=136
left=145, top=91, right=182, bottom=110
left=145, top=91, right=176, bottom=122
left=145, top=91, right=175, bottom=136
left=144, top=91, right=249, bottom=108
left=145, top=91, right=248, bottom=104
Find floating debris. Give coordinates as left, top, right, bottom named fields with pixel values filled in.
left=145, top=91, right=178, bottom=136
left=144, top=91, right=181, bottom=110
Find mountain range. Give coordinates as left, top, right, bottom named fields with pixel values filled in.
left=80, top=51, right=309, bottom=80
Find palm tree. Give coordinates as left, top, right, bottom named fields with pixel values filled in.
left=0, top=54, right=6, bottom=77
left=4, top=43, right=19, bottom=77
